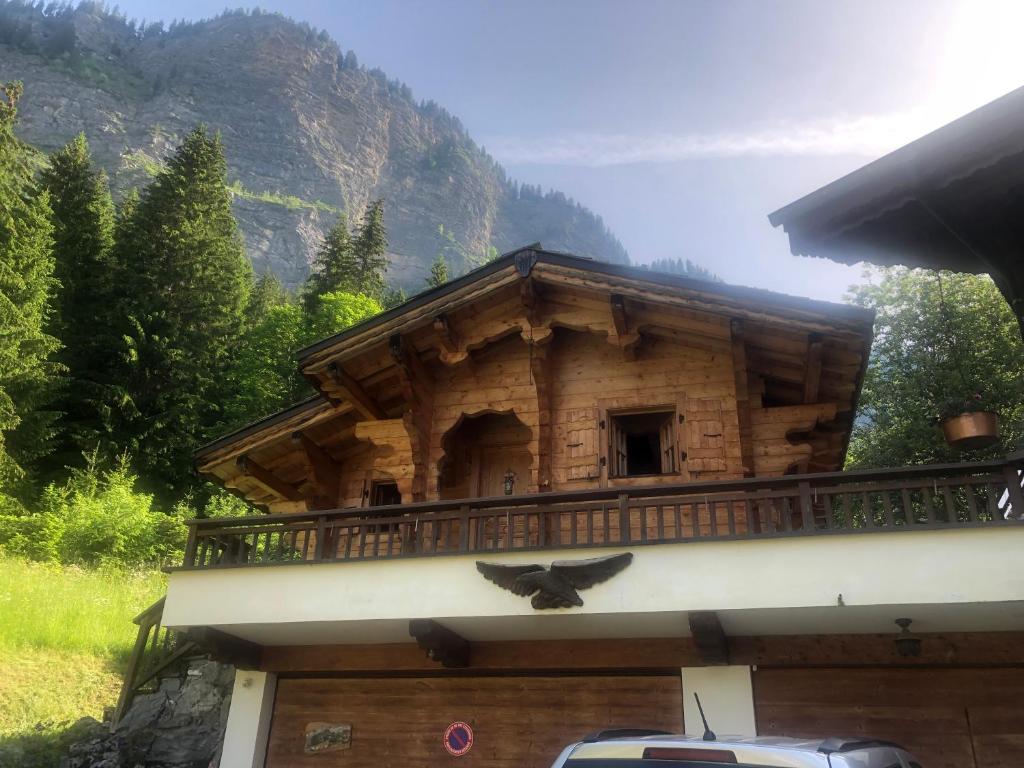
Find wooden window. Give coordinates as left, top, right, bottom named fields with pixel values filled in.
left=608, top=409, right=677, bottom=478
left=370, top=480, right=402, bottom=506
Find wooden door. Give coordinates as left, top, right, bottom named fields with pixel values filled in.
left=266, top=674, right=683, bottom=768
left=478, top=447, right=532, bottom=498
left=755, top=667, right=1024, bottom=768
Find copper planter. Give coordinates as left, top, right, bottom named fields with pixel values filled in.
left=941, top=411, right=1000, bottom=449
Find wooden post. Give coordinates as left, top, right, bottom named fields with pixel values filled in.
left=459, top=505, right=470, bottom=552
left=798, top=481, right=814, bottom=531
left=619, top=493, right=631, bottom=544
left=314, top=516, right=327, bottom=560
left=183, top=528, right=198, bottom=569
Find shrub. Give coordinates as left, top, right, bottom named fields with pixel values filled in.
left=0, top=454, right=188, bottom=568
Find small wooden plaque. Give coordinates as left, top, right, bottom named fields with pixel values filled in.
left=304, top=722, right=352, bottom=754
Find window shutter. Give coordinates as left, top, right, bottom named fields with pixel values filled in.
left=659, top=418, right=675, bottom=473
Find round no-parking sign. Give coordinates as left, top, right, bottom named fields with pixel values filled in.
left=443, top=721, right=474, bottom=757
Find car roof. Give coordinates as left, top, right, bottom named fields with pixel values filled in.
left=564, top=734, right=911, bottom=767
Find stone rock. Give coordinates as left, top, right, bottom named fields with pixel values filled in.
left=60, top=661, right=236, bottom=768
left=0, top=5, right=629, bottom=293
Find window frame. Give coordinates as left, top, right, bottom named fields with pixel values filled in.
left=603, top=404, right=682, bottom=480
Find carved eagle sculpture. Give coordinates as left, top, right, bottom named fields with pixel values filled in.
left=475, top=552, right=633, bottom=609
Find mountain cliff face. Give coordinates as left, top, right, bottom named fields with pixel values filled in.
left=0, top=4, right=629, bottom=289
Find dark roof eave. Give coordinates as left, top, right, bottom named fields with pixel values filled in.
left=768, top=84, right=1024, bottom=251
left=193, top=395, right=327, bottom=462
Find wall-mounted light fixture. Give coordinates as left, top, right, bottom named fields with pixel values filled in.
left=503, top=469, right=516, bottom=495
left=894, top=618, right=921, bottom=658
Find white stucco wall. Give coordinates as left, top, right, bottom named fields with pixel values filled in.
left=220, top=671, right=276, bottom=768
left=163, top=527, right=1024, bottom=642
left=681, top=666, right=756, bottom=737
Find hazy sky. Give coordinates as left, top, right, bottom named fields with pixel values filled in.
left=111, top=0, right=1024, bottom=301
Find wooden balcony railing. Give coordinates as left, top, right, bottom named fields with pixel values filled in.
left=177, top=454, right=1024, bottom=571
left=113, top=597, right=198, bottom=724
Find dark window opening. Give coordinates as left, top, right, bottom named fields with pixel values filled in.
left=371, top=481, right=402, bottom=506
left=610, top=410, right=676, bottom=477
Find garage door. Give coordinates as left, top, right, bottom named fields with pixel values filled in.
left=754, top=667, right=1024, bottom=768
left=266, top=674, right=683, bottom=768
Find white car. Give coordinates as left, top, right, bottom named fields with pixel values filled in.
left=550, top=730, right=923, bottom=768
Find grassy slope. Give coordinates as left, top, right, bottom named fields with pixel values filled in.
left=0, top=557, right=165, bottom=764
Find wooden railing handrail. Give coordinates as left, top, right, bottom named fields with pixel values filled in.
left=189, top=456, right=1018, bottom=529
left=173, top=455, right=1024, bottom=572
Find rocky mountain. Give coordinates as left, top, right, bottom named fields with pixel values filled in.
left=0, top=3, right=629, bottom=289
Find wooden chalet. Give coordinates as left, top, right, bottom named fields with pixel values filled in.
left=127, top=248, right=1024, bottom=768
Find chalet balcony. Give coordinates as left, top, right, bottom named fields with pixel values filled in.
left=176, top=454, right=1024, bottom=572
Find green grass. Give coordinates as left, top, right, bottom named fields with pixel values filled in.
left=0, top=557, right=165, bottom=765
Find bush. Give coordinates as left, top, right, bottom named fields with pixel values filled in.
left=0, top=455, right=188, bottom=568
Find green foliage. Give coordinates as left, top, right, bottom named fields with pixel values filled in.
left=39, top=134, right=123, bottom=479
left=0, top=82, right=61, bottom=496
left=227, top=180, right=337, bottom=213
left=426, top=252, right=450, bottom=288
left=117, top=126, right=253, bottom=503
left=0, top=454, right=188, bottom=568
left=846, top=268, right=1024, bottom=468
left=223, top=290, right=381, bottom=430
left=306, top=290, right=383, bottom=342
left=303, top=213, right=356, bottom=311
left=223, top=299, right=307, bottom=429
left=351, top=199, right=389, bottom=303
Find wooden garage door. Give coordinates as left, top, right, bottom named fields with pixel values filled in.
left=266, top=674, right=683, bottom=768
left=755, top=667, right=1024, bottom=768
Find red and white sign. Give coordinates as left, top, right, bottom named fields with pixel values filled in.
left=443, top=721, right=474, bottom=756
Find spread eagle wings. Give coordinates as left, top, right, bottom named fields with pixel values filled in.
left=475, top=553, right=633, bottom=609
left=474, top=562, right=545, bottom=596
left=549, top=552, right=634, bottom=588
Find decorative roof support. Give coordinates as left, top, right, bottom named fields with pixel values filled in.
left=236, top=455, right=303, bottom=502
left=327, top=362, right=386, bottom=420
left=689, top=610, right=729, bottom=665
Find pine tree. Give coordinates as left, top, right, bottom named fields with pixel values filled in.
left=38, top=133, right=121, bottom=476
left=0, top=82, right=60, bottom=494
left=303, top=213, right=356, bottom=312
left=351, top=199, right=389, bottom=302
left=426, top=252, right=449, bottom=288
left=120, top=125, right=252, bottom=502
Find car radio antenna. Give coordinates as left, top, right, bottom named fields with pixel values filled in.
left=693, top=692, right=716, bottom=741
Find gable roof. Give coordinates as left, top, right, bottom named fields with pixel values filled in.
left=296, top=247, right=874, bottom=372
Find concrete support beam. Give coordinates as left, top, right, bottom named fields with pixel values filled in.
left=220, top=670, right=277, bottom=768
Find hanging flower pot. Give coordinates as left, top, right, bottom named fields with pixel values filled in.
left=938, top=395, right=1000, bottom=449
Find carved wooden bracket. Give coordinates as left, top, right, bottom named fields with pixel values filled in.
left=409, top=619, right=470, bottom=668
left=688, top=610, right=729, bottom=665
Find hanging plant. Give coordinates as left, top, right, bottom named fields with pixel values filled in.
left=936, top=393, right=1000, bottom=450
left=931, top=274, right=1000, bottom=449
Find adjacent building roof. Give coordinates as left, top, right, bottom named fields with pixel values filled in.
left=768, top=85, right=1024, bottom=332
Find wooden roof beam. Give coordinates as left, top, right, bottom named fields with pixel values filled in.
left=609, top=293, right=640, bottom=361
left=688, top=610, right=729, bottom=665
left=803, top=334, right=824, bottom=404
left=327, top=362, right=386, bottom=420
left=236, top=455, right=303, bottom=503
left=291, top=432, right=341, bottom=508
